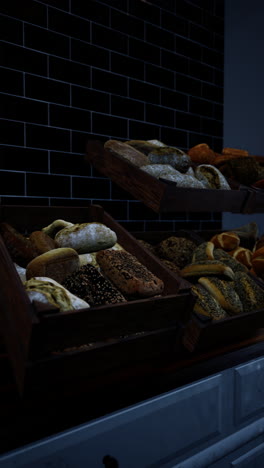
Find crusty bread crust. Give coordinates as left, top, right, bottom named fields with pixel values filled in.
left=26, top=247, right=80, bottom=283
left=96, top=249, right=164, bottom=297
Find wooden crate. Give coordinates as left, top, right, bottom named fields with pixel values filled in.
left=0, top=204, right=194, bottom=394
left=85, top=140, right=255, bottom=214
left=131, top=229, right=264, bottom=352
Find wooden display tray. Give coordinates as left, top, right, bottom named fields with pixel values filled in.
left=131, top=229, right=264, bottom=352
left=85, top=140, right=256, bottom=214
left=0, top=205, right=194, bottom=395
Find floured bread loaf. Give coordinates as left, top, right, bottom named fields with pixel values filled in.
left=55, top=222, right=117, bottom=253
left=147, top=146, right=191, bottom=173
left=125, top=140, right=162, bottom=155
left=26, top=247, right=80, bottom=283
left=42, top=219, right=74, bottom=238
left=24, top=277, right=89, bottom=312
left=96, top=249, right=164, bottom=297
left=195, top=165, right=231, bottom=190
left=159, top=171, right=205, bottom=189
left=141, top=164, right=177, bottom=178
left=63, top=264, right=127, bottom=306
left=104, top=140, right=149, bottom=167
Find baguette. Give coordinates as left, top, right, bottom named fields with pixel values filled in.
left=181, top=260, right=235, bottom=280
left=198, top=276, right=243, bottom=315
left=192, top=285, right=227, bottom=320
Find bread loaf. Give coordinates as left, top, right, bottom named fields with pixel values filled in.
left=222, top=147, right=249, bottom=157
left=233, top=271, right=264, bottom=312
left=42, top=219, right=74, bottom=238
left=192, top=284, right=227, bottom=320
left=24, top=277, right=89, bottom=312
left=96, top=249, right=164, bottom=297
left=214, top=248, right=248, bottom=273
left=62, top=264, right=127, bottom=306
left=252, top=247, right=264, bottom=275
left=229, top=247, right=252, bottom=269
left=195, top=165, right=231, bottom=190
left=29, top=230, right=58, bottom=254
left=198, top=276, right=243, bottom=315
left=187, top=143, right=215, bottom=165
left=26, top=247, right=80, bottom=283
left=55, top=222, right=117, bottom=254
left=192, top=242, right=215, bottom=262
left=0, top=222, right=38, bottom=267
left=181, top=260, right=235, bottom=280
left=147, top=146, right=191, bottom=173
left=210, top=232, right=240, bottom=251
left=156, top=236, right=197, bottom=269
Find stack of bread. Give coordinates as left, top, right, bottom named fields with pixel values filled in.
left=137, top=223, right=264, bottom=321
left=187, top=143, right=264, bottom=188
left=104, top=139, right=231, bottom=190
left=0, top=219, right=164, bottom=314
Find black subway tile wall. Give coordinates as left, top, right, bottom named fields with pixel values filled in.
left=0, top=0, right=224, bottom=231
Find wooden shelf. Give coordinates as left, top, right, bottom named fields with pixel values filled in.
left=85, top=140, right=261, bottom=214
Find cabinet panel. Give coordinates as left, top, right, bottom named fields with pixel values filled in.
left=0, top=374, right=224, bottom=468
left=234, top=357, right=264, bottom=425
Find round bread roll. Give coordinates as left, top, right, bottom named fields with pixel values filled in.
left=229, top=247, right=252, bottom=269
left=26, top=247, right=80, bottom=283
left=55, top=222, right=117, bottom=253
left=210, top=232, right=240, bottom=251
left=187, top=143, right=215, bottom=165
left=252, top=247, right=264, bottom=276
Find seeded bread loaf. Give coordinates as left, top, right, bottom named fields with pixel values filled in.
left=156, top=236, right=197, bottom=269
left=26, top=247, right=80, bottom=283
left=63, top=264, right=127, bottom=306
left=96, top=249, right=164, bottom=297
left=198, top=276, right=243, bottom=315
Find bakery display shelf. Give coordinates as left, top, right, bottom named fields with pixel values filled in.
left=131, top=229, right=264, bottom=352
left=0, top=204, right=194, bottom=395
left=85, top=140, right=257, bottom=214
